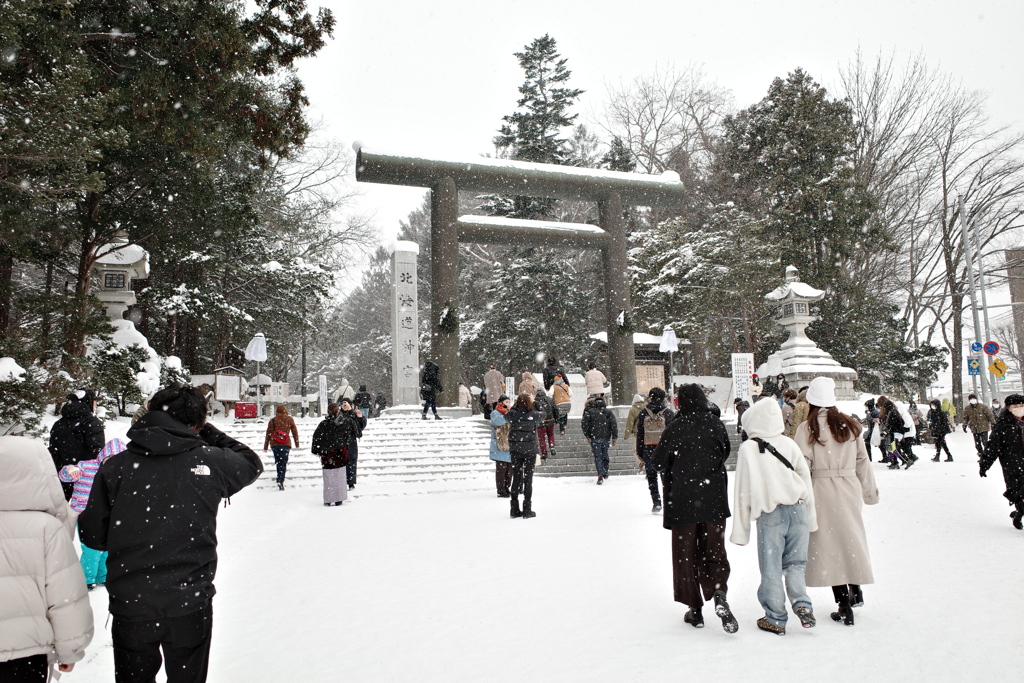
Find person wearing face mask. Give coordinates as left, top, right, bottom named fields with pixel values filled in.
left=991, top=399, right=1003, bottom=420
left=963, top=393, right=997, bottom=457
left=979, top=395, right=1024, bottom=530
left=926, top=399, right=954, bottom=462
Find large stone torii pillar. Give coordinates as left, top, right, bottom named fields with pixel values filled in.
left=356, top=148, right=685, bottom=406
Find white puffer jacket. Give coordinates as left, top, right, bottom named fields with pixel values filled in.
left=731, top=398, right=818, bottom=546
left=0, top=436, right=93, bottom=665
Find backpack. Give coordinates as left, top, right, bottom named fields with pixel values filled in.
left=642, top=408, right=667, bottom=445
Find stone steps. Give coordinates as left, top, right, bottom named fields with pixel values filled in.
left=218, top=412, right=739, bottom=491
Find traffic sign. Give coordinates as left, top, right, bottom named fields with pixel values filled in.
left=967, top=356, right=981, bottom=376
left=970, top=342, right=983, bottom=353
left=988, top=358, right=1008, bottom=376
left=983, top=341, right=1000, bottom=356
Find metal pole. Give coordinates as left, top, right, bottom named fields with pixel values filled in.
left=973, top=215, right=999, bottom=400
left=960, top=196, right=988, bottom=405
left=301, top=338, right=307, bottom=418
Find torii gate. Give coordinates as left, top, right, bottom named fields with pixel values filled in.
left=356, top=147, right=686, bottom=406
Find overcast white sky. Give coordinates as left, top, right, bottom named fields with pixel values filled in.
left=295, top=0, right=1024, bottom=244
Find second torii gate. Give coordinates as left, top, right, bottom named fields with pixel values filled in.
left=356, top=147, right=686, bottom=406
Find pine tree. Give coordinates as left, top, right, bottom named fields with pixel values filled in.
left=485, top=34, right=584, bottom=220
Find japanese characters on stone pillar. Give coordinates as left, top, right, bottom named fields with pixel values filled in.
left=390, top=241, right=420, bottom=406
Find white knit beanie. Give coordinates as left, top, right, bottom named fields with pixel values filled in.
left=805, top=377, right=837, bottom=408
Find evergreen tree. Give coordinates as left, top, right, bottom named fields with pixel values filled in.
left=485, top=34, right=584, bottom=220
left=713, top=69, right=874, bottom=284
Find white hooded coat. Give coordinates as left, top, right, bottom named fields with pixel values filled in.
left=0, top=436, right=93, bottom=665
left=731, top=398, right=818, bottom=545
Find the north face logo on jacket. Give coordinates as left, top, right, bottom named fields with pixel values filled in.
left=191, top=464, right=211, bottom=476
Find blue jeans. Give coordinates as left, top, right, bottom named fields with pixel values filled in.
left=271, top=445, right=290, bottom=483
left=756, top=503, right=812, bottom=626
left=591, top=438, right=610, bottom=476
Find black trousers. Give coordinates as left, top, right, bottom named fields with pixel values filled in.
left=510, top=451, right=535, bottom=509
left=112, top=605, right=213, bottom=683
left=347, top=438, right=359, bottom=487
left=640, top=445, right=662, bottom=505
left=0, top=654, right=47, bottom=681
left=973, top=431, right=989, bottom=455
left=934, top=434, right=953, bottom=459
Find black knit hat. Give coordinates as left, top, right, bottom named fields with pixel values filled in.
left=1005, top=394, right=1024, bottom=407
left=968, top=394, right=977, bottom=400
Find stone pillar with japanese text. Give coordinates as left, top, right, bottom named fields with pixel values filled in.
left=390, top=241, right=421, bottom=406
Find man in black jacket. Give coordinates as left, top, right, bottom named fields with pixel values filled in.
left=48, top=388, right=105, bottom=500
left=582, top=396, right=618, bottom=484
left=80, top=384, right=263, bottom=683
left=636, top=387, right=675, bottom=513
left=542, top=356, right=567, bottom=391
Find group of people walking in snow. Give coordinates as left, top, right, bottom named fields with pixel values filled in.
left=647, top=377, right=878, bottom=636
left=1, top=384, right=264, bottom=681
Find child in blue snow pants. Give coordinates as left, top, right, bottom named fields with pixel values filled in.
left=80, top=542, right=108, bottom=586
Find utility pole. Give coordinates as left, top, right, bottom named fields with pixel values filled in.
left=973, top=215, right=999, bottom=400
left=300, top=337, right=307, bottom=418
left=960, top=196, right=988, bottom=405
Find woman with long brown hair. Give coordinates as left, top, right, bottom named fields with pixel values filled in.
left=795, top=377, right=879, bottom=627
left=506, top=393, right=543, bottom=518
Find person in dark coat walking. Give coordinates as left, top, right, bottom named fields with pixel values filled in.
left=373, top=392, right=387, bottom=418
left=311, top=403, right=359, bottom=506
left=653, top=384, right=735, bottom=632
left=79, top=384, right=263, bottom=683
left=542, top=357, right=568, bottom=391
left=862, top=399, right=881, bottom=462
left=420, top=360, right=443, bottom=420
left=353, top=385, right=374, bottom=418
left=734, top=398, right=751, bottom=441
left=636, top=387, right=674, bottom=513
left=264, top=404, right=300, bottom=490
left=927, top=399, right=954, bottom=462
left=506, top=394, right=543, bottom=519
left=533, top=387, right=558, bottom=458
left=979, top=394, right=1024, bottom=530
left=339, top=398, right=366, bottom=489
left=582, top=396, right=618, bottom=484
left=48, top=389, right=105, bottom=501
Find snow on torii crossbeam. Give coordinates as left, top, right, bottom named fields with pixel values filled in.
left=355, top=147, right=686, bottom=406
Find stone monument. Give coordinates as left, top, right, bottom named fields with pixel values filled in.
left=757, top=266, right=858, bottom=399
left=390, top=241, right=420, bottom=406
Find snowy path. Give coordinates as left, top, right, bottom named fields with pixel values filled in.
left=73, top=431, right=1022, bottom=682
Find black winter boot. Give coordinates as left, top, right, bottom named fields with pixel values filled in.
left=713, top=591, right=738, bottom=633
left=522, top=501, right=536, bottom=519
left=830, top=586, right=855, bottom=626
left=849, top=585, right=864, bottom=608
left=510, top=499, right=522, bottom=518
left=683, top=608, right=704, bottom=628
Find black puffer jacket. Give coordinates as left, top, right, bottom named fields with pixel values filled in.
left=927, top=407, right=951, bottom=438
left=542, top=360, right=568, bottom=391
left=79, top=411, right=263, bottom=621
left=506, top=408, right=543, bottom=456
left=533, top=393, right=557, bottom=425
left=653, top=385, right=731, bottom=527
left=980, top=410, right=1024, bottom=505
left=48, top=400, right=105, bottom=500
left=581, top=398, right=618, bottom=440
left=420, top=361, right=443, bottom=399
left=353, top=388, right=373, bottom=411
left=311, top=413, right=360, bottom=468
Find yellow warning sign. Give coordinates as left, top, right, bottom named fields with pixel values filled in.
left=989, top=358, right=1008, bottom=376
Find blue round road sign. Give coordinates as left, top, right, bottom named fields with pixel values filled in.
left=983, top=341, right=1000, bottom=356
left=970, top=342, right=983, bottom=353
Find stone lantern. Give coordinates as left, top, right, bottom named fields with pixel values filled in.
left=93, top=234, right=150, bottom=321
left=758, top=265, right=858, bottom=399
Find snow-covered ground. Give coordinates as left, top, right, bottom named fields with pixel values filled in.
left=71, top=429, right=1021, bottom=682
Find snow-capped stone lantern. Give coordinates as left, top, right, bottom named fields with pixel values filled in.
left=93, top=234, right=150, bottom=321
left=757, top=265, right=858, bottom=399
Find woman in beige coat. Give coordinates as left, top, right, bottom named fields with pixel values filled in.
left=795, top=378, right=879, bottom=627
left=0, top=436, right=94, bottom=679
